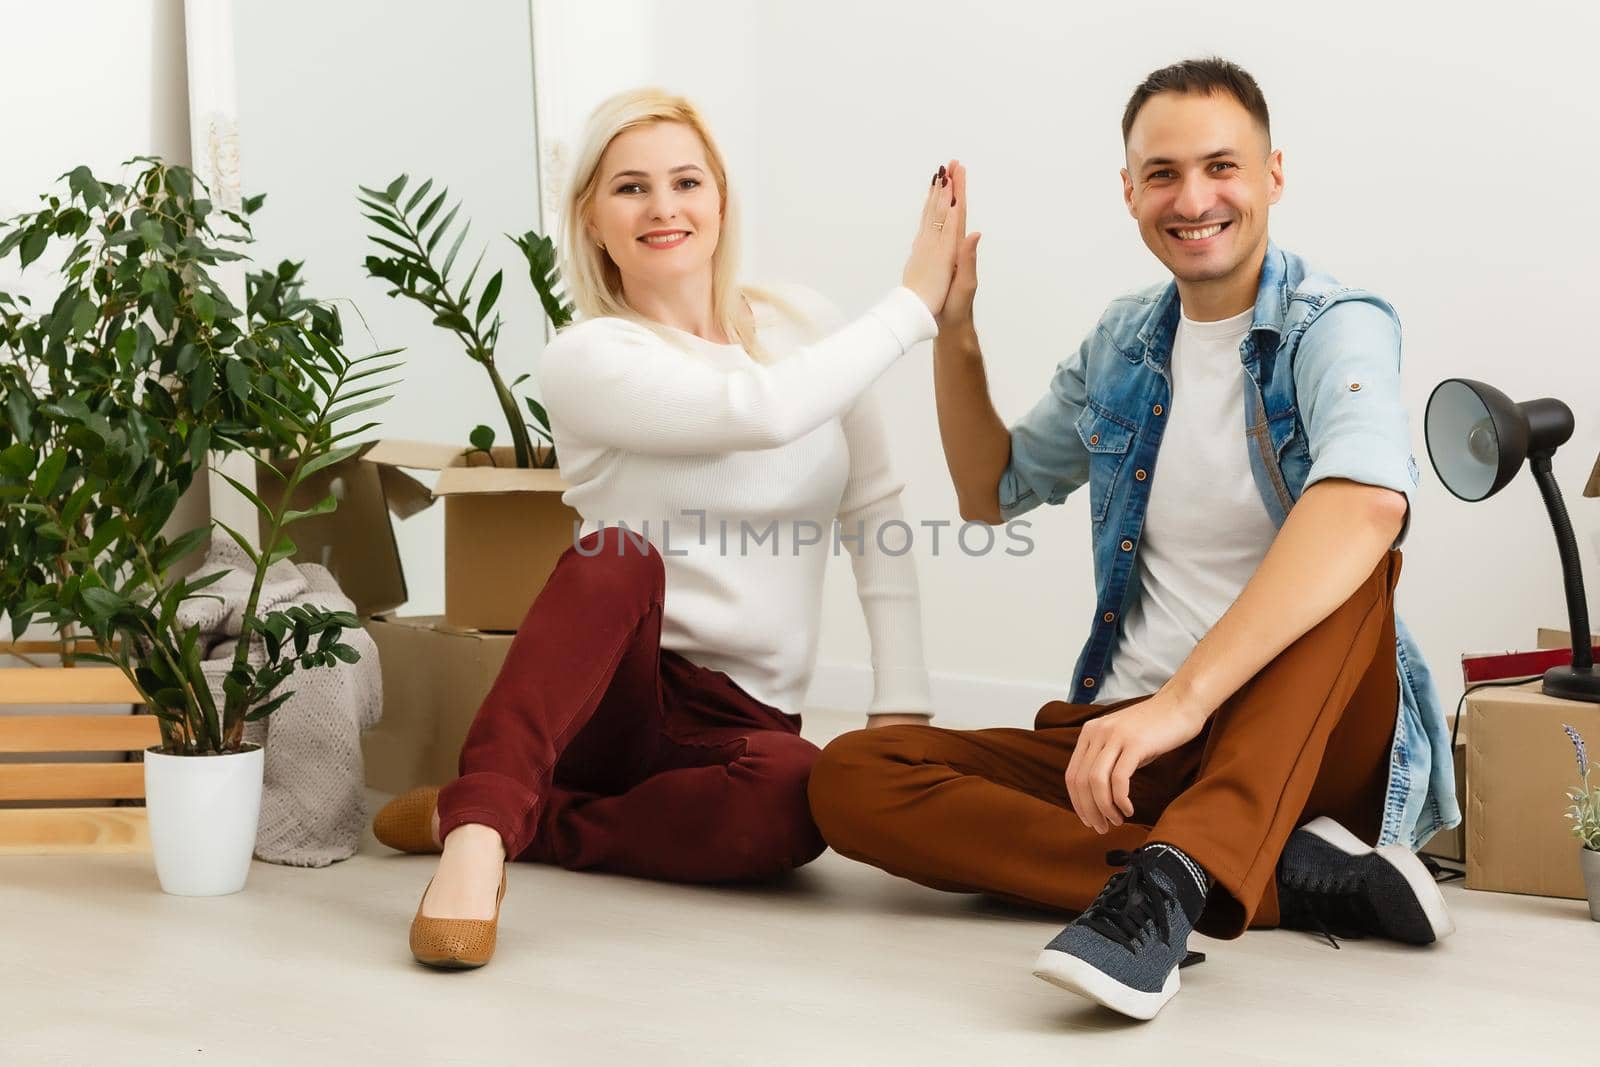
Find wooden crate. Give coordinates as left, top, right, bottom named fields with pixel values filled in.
left=0, top=640, right=160, bottom=855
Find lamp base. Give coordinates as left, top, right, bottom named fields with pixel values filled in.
left=1542, top=664, right=1600, bottom=703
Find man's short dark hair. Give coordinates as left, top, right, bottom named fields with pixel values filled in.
left=1121, top=58, right=1271, bottom=145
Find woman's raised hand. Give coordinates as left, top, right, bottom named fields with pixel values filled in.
left=936, top=163, right=980, bottom=333
left=902, top=159, right=965, bottom=318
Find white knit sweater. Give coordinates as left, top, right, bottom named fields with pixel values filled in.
left=537, top=285, right=936, bottom=716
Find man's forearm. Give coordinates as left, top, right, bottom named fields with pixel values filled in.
left=1161, top=479, right=1408, bottom=723
left=933, top=324, right=1011, bottom=523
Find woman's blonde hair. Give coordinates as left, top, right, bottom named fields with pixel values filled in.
left=561, top=88, right=797, bottom=360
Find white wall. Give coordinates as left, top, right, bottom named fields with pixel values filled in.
left=639, top=0, right=1600, bottom=722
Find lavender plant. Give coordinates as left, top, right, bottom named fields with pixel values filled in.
left=1562, top=724, right=1600, bottom=850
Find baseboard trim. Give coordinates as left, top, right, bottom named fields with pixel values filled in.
left=804, top=661, right=1068, bottom=728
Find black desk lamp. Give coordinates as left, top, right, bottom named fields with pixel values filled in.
left=1424, top=379, right=1599, bottom=702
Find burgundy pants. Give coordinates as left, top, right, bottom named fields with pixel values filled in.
left=436, top=528, right=827, bottom=882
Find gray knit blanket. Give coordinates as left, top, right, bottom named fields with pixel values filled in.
left=172, top=538, right=382, bottom=867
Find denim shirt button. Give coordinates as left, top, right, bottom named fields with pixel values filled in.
left=1089, top=433, right=1100, bottom=445
left=1134, top=469, right=1147, bottom=481
left=1152, top=404, right=1163, bottom=416
left=1082, top=677, right=1096, bottom=689
left=1102, top=611, right=1115, bottom=623
left=1120, top=539, right=1133, bottom=551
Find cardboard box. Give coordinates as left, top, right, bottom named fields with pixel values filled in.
left=256, top=443, right=434, bottom=618
left=1537, top=628, right=1598, bottom=651
left=1465, top=681, right=1600, bottom=899
left=364, top=440, right=579, bottom=632
left=1427, top=627, right=1593, bottom=873
left=359, top=615, right=516, bottom=794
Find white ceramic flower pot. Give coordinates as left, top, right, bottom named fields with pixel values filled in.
left=144, top=743, right=264, bottom=896
left=1582, top=847, right=1600, bottom=922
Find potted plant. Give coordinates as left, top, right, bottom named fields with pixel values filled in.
left=358, top=174, right=571, bottom=468
left=352, top=174, right=580, bottom=633
left=0, top=159, right=398, bottom=895
left=1562, top=724, right=1600, bottom=919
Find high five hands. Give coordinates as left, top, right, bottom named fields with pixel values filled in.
left=934, top=160, right=980, bottom=334
left=903, top=159, right=980, bottom=323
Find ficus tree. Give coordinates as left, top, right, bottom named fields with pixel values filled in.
left=0, top=158, right=399, bottom=756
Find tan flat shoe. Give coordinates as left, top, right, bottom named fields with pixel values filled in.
left=410, top=868, right=508, bottom=970
left=373, top=786, right=442, bottom=854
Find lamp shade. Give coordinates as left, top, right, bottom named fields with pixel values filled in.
left=1424, top=379, right=1528, bottom=502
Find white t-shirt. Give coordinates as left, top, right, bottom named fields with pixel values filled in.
left=1095, top=306, right=1279, bottom=704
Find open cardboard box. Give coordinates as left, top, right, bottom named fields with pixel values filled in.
left=260, top=439, right=580, bottom=632
left=256, top=441, right=434, bottom=619
left=362, top=440, right=579, bottom=633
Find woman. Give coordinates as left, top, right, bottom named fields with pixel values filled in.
left=372, top=88, right=963, bottom=969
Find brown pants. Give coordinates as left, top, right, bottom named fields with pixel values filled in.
left=808, top=551, right=1403, bottom=939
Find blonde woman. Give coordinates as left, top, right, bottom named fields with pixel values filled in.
left=372, top=88, right=965, bottom=969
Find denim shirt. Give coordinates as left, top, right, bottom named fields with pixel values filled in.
left=997, top=240, right=1460, bottom=849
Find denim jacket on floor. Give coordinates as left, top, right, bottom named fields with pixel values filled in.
left=997, top=240, right=1459, bottom=849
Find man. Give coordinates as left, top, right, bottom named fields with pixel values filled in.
left=808, top=58, right=1460, bottom=1021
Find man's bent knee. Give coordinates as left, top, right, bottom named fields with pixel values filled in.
left=807, top=725, right=925, bottom=849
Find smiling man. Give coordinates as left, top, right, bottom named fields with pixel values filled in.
left=808, top=58, right=1460, bottom=1020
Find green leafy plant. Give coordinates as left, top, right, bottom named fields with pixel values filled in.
left=358, top=174, right=570, bottom=469
left=1564, top=724, right=1600, bottom=850
left=0, top=158, right=400, bottom=756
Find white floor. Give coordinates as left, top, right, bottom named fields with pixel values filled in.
left=5, top=708, right=1595, bottom=1066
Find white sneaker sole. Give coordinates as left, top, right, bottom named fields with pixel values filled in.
left=1032, top=948, right=1179, bottom=1021
left=1299, top=816, right=1456, bottom=942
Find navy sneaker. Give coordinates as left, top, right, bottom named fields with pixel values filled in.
left=1276, top=817, right=1455, bottom=947
left=1032, top=845, right=1208, bottom=1020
